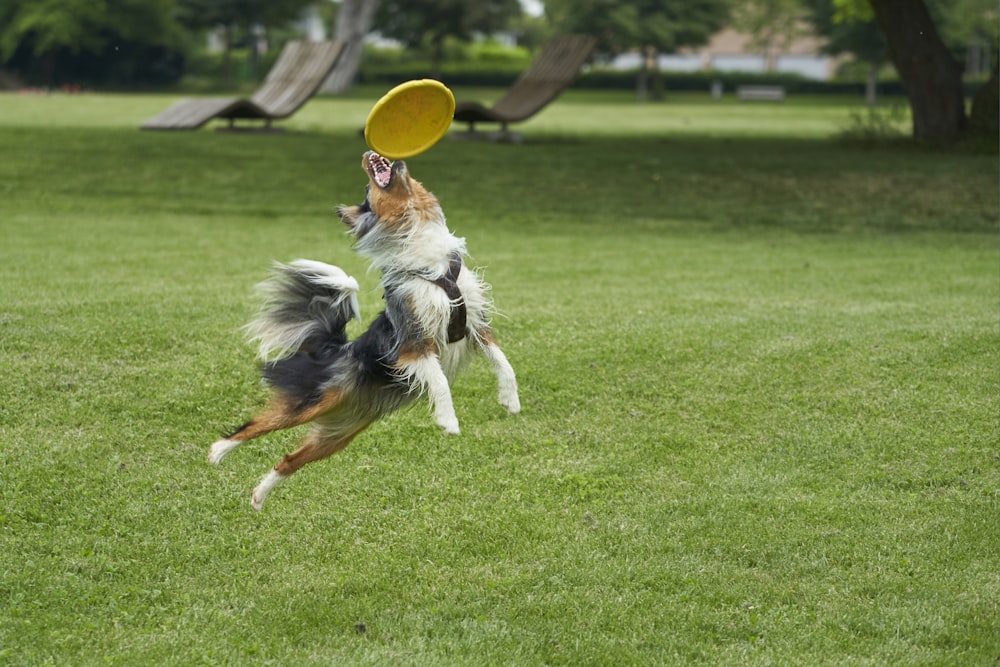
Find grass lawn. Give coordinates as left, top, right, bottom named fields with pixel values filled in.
left=0, top=89, right=996, bottom=666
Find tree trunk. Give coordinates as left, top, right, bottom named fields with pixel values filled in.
left=636, top=46, right=656, bottom=102
left=321, top=0, right=379, bottom=94
left=868, top=0, right=966, bottom=146
left=968, top=65, right=999, bottom=138
left=42, top=50, right=56, bottom=88
left=248, top=25, right=260, bottom=82
left=221, top=23, right=233, bottom=89
left=648, top=47, right=664, bottom=101
left=865, top=61, right=877, bottom=107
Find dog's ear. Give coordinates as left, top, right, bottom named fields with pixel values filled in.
left=337, top=205, right=359, bottom=228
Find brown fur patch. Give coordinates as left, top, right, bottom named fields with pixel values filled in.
left=366, top=176, right=440, bottom=233
left=274, top=421, right=372, bottom=476
left=229, top=388, right=344, bottom=442
left=395, top=337, right=437, bottom=367
left=477, top=327, right=497, bottom=345
left=336, top=204, right=360, bottom=227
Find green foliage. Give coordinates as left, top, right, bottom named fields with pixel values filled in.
left=0, top=0, right=188, bottom=87
left=543, top=0, right=728, bottom=100
left=178, top=46, right=284, bottom=90
left=729, top=0, right=803, bottom=56
left=808, top=0, right=887, bottom=64
left=375, top=0, right=522, bottom=73
left=0, top=0, right=319, bottom=87
left=361, top=39, right=532, bottom=68
left=836, top=103, right=909, bottom=144
left=175, top=0, right=317, bottom=32
left=1, top=0, right=105, bottom=60
left=0, top=92, right=997, bottom=665
left=357, top=41, right=533, bottom=87
left=809, top=0, right=998, bottom=72
left=831, top=0, right=874, bottom=22
left=353, top=57, right=983, bottom=97
left=940, top=0, right=1000, bottom=46
left=545, top=0, right=729, bottom=54
left=0, top=0, right=181, bottom=61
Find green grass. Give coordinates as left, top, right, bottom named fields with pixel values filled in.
left=0, top=90, right=997, bottom=666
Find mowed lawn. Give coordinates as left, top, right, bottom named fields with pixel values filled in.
left=0, top=90, right=996, bottom=666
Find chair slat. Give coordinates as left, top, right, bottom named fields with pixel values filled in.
left=141, top=41, right=344, bottom=130
left=453, top=35, right=596, bottom=126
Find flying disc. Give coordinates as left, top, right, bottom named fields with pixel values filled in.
left=364, top=79, right=455, bottom=160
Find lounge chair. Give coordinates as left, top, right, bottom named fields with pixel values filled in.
left=452, top=34, right=597, bottom=142
left=141, top=41, right=344, bottom=131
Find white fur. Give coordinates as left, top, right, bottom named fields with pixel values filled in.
left=394, top=278, right=455, bottom=344
left=355, top=211, right=467, bottom=280
left=287, top=260, right=362, bottom=327
left=245, top=260, right=360, bottom=362
left=457, top=266, right=494, bottom=327
left=397, top=354, right=460, bottom=434
left=482, top=343, right=520, bottom=414
left=208, top=438, right=241, bottom=465
left=251, top=469, right=286, bottom=511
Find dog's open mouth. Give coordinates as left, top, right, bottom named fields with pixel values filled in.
left=365, top=151, right=393, bottom=189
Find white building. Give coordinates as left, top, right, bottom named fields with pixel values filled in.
left=610, top=25, right=838, bottom=81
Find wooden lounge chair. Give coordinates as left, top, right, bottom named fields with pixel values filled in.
left=141, top=41, right=344, bottom=131
left=452, top=34, right=597, bottom=142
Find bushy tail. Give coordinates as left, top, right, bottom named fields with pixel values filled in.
left=244, top=260, right=360, bottom=362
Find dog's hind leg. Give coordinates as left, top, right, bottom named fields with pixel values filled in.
left=477, top=328, right=520, bottom=415
left=208, top=389, right=344, bottom=465
left=251, top=421, right=370, bottom=511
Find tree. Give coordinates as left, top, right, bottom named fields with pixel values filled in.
left=375, top=0, right=522, bottom=79
left=321, top=0, right=379, bottom=94
left=731, top=0, right=803, bottom=72
left=934, top=0, right=998, bottom=76
left=867, top=0, right=966, bottom=145
left=545, top=0, right=729, bottom=101
left=807, top=0, right=887, bottom=105
left=968, top=65, right=998, bottom=139
left=0, top=0, right=184, bottom=86
left=176, top=0, right=316, bottom=87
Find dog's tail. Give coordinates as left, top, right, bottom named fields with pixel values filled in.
left=244, top=260, right=361, bottom=362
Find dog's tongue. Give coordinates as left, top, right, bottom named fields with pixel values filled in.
left=367, top=152, right=393, bottom=188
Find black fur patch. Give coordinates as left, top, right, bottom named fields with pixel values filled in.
left=225, top=421, right=253, bottom=439
left=262, top=349, right=339, bottom=410
left=432, top=251, right=466, bottom=343
left=350, top=311, right=403, bottom=382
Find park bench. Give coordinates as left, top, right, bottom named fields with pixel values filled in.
left=452, top=34, right=597, bottom=143
left=141, top=41, right=344, bottom=131
left=736, top=85, right=786, bottom=102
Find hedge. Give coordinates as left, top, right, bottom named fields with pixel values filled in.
left=358, top=63, right=986, bottom=97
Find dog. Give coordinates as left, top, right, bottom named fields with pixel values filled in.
left=208, top=151, right=520, bottom=510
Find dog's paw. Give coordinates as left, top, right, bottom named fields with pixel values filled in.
left=250, top=490, right=265, bottom=512
left=251, top=469, right=285, bottom=511
left=208, top=439, right=239, bottom=465
left=436, top=416, right=461, bottom=435
left=499, top=391, right=521, bottom=415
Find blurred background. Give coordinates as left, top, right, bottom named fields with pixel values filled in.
left=0, top=0, right=993, bottom=102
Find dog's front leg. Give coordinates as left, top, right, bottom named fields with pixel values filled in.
left=398, top=354, right=460, bottom=435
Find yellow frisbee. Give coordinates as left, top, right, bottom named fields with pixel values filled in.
left=364, top=79, right=455, bottom=160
